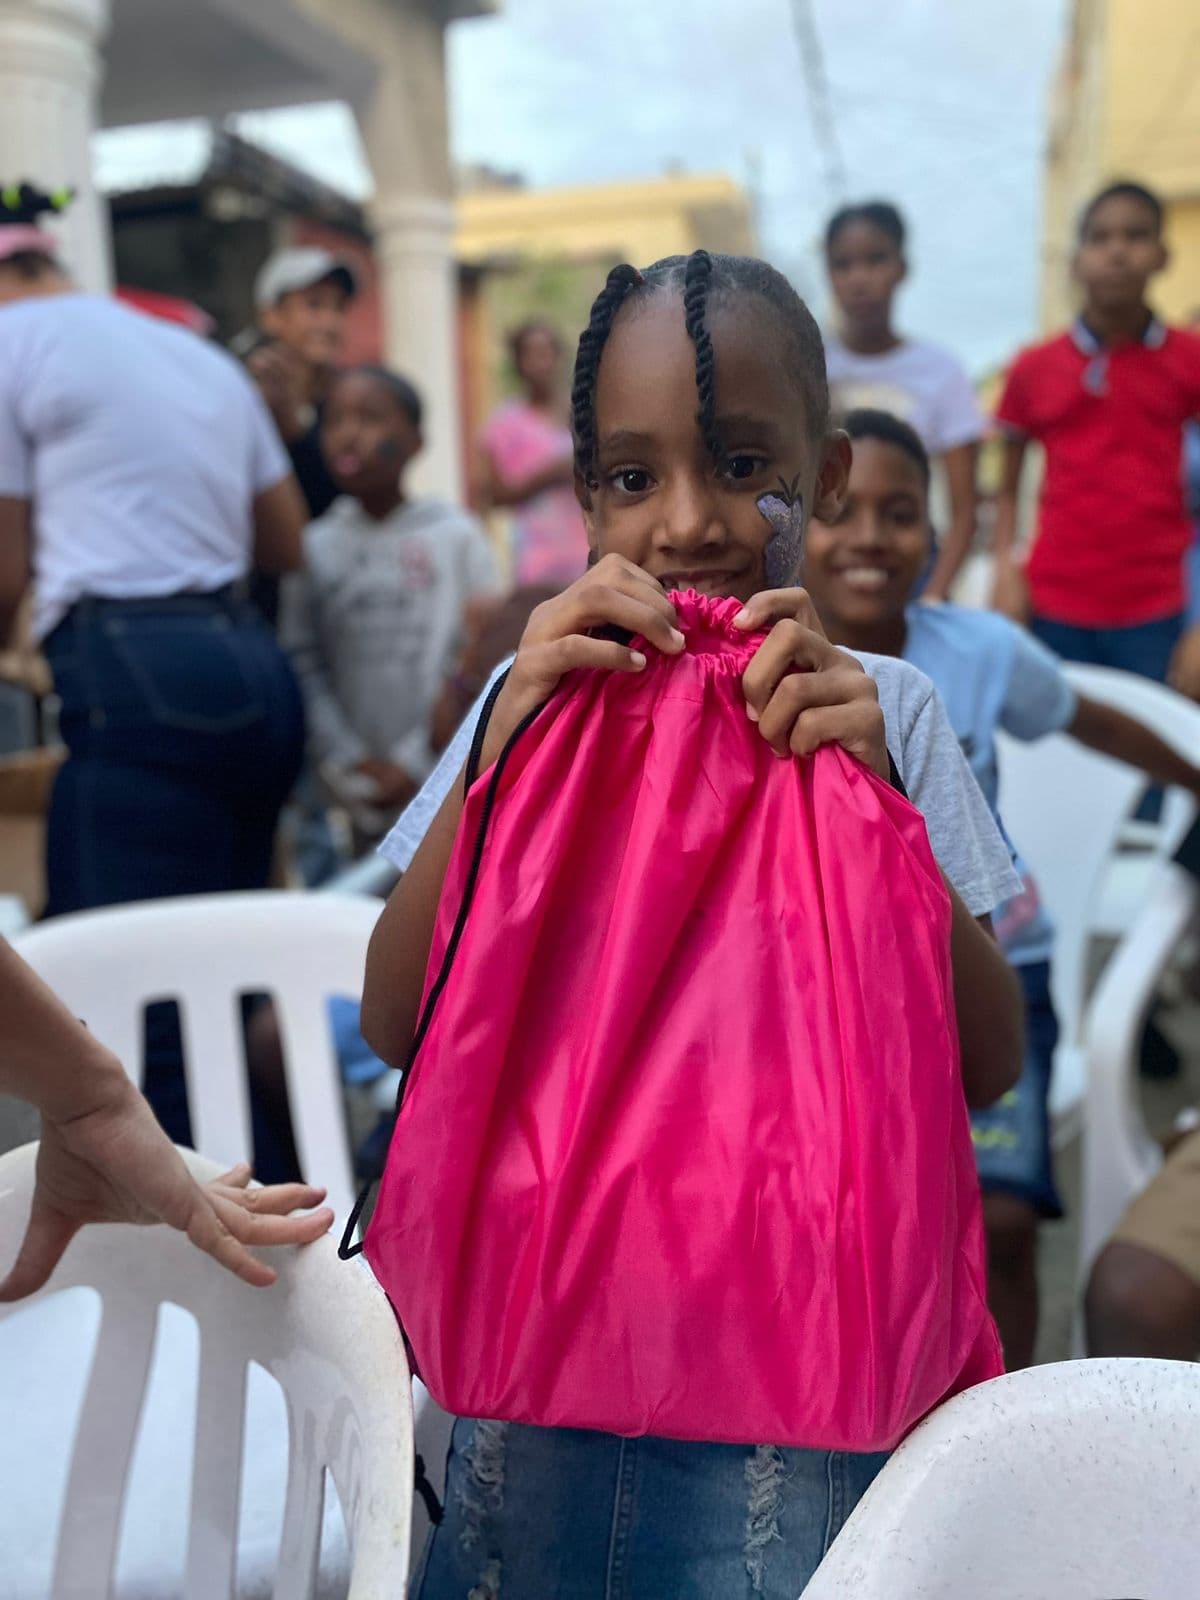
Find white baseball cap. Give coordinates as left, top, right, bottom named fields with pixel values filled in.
left=253, top=246, right=357, bottom=310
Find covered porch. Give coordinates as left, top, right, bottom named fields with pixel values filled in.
left=0, top=0, right=491, bottom=494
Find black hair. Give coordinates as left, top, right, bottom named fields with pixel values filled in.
left=1077, top=180, right=1164, bottom=242
left=842, top=408, right=931, bottom=486
left=570, top=249, right=829, bottom=487
left=1, top=181, right=73, bottom=226
left=509, top=319, right=562, bottom=364
left=825, top=201, right=906, bottom=254
left=335, top=364, right=423, bottom=429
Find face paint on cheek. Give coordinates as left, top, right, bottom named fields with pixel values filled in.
left=376, top=437, right=401, bottom=463
left=757, top=477, right=806, bottom=588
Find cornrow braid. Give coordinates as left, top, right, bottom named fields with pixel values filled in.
left=570, top=249, right=830, bottom=496
left=682, top=249, right=721, bottom=462
left=571, top=262, right=644, bottom=485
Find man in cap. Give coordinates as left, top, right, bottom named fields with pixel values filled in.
left=247, top=246, right=357, bottom=520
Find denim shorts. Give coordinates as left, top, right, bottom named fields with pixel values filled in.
left=970, top=960, right=1063, bottom=1218
left=414, top=1418, right=889, bottom=1599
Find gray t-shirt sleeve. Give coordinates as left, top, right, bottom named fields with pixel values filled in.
left=887, top=664, right=1023, bottom=916
left=377, top=661, right=511, bottom=872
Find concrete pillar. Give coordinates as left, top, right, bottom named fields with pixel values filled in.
left=355, top=4, right=461, bottom=501
left=0, top=0, right=111, bottom=291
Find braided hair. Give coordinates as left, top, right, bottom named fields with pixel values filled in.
left=571, top=250, right=829, bottom=492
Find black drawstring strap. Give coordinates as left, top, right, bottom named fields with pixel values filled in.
left=414, top=1452, right=444, bottom=1525
left=338, top=668, right=544, bottom=1260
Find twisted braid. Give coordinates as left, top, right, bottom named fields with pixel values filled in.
left=571, top=262, right=644, bottom=486
left=569, top=249, right=829, bottom=499
left=681, top=250, right=721, bottom=462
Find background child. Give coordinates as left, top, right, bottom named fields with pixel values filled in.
left=993, top=180, right=1200, bottom=699
left=804, top=407, right=1200, bottom=1367
left=280, top=365, right=499, bottom=836
left=823, top=200, right=985, bottom=601
left=360, top=252, right=1023, bottom=1599
left=477, top=320, right=590, bottom=584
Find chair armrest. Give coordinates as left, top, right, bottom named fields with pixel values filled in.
left=1080, top=863, right=1198, bottom=1277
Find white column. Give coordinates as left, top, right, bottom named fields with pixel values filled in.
left=355, top=3, right=462, bottom=501
left=0, top=0, right=111, bottom=292
left=372, top=195, right=461, bottom=500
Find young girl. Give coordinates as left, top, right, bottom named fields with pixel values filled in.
left=362, top=254, right=1023, bottom=1598
left=478, top=320, right=590, bottom=585
left=823, top=201, right=984, bottom=602
left=803, top=406, right=1200, bottom=1370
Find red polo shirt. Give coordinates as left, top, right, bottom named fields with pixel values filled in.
left=995, top=319, right=1200, bottom=627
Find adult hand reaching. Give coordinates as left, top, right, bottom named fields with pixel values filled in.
left=0, top=939, right=334, bottom=1301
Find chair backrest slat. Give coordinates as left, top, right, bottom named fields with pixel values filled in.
left=52, top=1295, right=158, bottom=1598
left=274, top=1401, right=326, bottom=1600
left=13, top=893, right=383, bottom=1219
left=183, top=1339, right=248, bottom=1600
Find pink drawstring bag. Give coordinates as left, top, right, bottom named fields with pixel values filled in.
left=362, top=592, right=1002, bottom=1450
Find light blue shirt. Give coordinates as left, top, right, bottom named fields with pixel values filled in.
left=903, top=603, right=1078, bottom=965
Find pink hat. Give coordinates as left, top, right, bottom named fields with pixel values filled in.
left=0, top=223, right=58, bottom=263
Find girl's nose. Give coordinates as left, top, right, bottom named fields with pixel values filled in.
left=657, top=471, right=727, bottom=546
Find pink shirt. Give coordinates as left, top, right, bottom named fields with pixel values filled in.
left=483, top=400, right=589, bottom=585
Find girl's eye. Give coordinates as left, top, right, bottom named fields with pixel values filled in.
left=609, top=468, right=653, bottom=495
left=721, top=454, right=765, bottom=483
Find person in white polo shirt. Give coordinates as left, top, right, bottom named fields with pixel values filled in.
left=0, top=184, right=309, bottom=1144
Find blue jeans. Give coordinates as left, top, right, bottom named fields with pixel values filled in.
left=971, top=961, right=1063, bottom=1218
left=1029, top=611, right=1184, bottom=682
left=42, top=591, right=305, bottom=1158
left=415, top=1419, right=889, bottom=1599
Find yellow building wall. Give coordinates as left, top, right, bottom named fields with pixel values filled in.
left=1041, top=0, right=1200, bottom=331
left=455, top=173, right=757, bottom=505
left=455, top=173, right=755, bottom=269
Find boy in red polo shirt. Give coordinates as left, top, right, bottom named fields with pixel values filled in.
left=992, top=181, right=1200, bottom=694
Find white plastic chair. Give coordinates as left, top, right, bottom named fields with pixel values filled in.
left=995, top=663, right=1198, bottom=1127
left=0, top=1142, right=412, bottom=1600
left=1078, top=860, right=1199, bottom=1283
left=805, top=1358, right=1200, bottom=1599
left=1065, top=663, right=1200, bottom=934
left=13, top=892, right=383, bottom=1222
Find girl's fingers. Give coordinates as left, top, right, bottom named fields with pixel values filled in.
left=185, top=1193, right=278, bottom=1287
left=213, top=1163, right=253, bottom=1190
left=563, top=585, right=684, bottom=658
left=732, top=588, right=826, bottom=636
left=785, top=702, right=889, bottom=776
left=540, top=636, right=656, bottom=679
left=207, top=1180, right=328, bottom=1217
left=754, top=667, right=875, bottom=753
left=741, top=621, right=843, bottom=720
left=212, top=1193, right=335, bottom=1246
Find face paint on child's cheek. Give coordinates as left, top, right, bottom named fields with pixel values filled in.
left=376, top=438, right=401, bottom=462
left=757, top=476, right=806, bottom=588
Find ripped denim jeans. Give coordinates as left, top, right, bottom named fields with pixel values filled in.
left=412, top=1419, right=888, bottom=1599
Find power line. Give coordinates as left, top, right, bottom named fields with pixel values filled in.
left=787, top=0, right=848, bottom=202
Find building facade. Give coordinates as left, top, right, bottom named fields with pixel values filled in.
left=1042, top=0, right=1200, bottom=329
left=0, top=0, right=490, bottom=497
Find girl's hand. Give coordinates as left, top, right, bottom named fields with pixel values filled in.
left=482, top=555, right=685, bottom=764
left=0, top=1071, right=333, bottom=1301
left=734, top=587, right=889, bottom=778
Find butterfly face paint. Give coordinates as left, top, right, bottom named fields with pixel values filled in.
left=757, top=474, right=806, bottom=588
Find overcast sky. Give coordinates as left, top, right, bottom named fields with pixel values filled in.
left=111, top=0, right=1069, bottom=376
